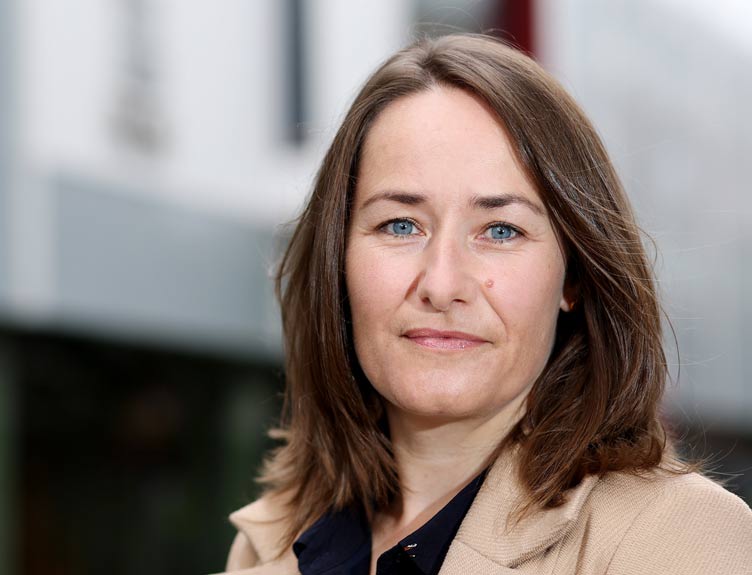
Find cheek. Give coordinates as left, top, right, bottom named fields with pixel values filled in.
left=346, top=247, right=402, bottom=350
left=346, top=246, right=414, bottom=315
left=346, top=247, right=402, bottom=390
left=346, top=248, right=380, bottom=317
left=487, top=255, right=565, bottom=333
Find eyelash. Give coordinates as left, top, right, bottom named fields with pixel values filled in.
left=377, top=218, right=523, bottom=243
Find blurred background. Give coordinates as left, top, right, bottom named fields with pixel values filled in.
left=0, top=0, right=750, bottom=573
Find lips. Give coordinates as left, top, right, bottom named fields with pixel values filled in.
left=403, top=328, right=488, bottom=350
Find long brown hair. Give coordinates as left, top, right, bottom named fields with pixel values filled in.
left=260, top=33, right=682, bottom=548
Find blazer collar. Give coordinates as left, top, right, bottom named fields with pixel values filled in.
left=228, top=448, right=599, bottom=575
left=229, top=494, right=299, bottom=573
left=441, top=446, right=599, bottom=572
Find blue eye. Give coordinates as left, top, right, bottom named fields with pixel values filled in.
left=487, top=224, right=518, bottom=241
left=386, top=219, right=415, bottom=236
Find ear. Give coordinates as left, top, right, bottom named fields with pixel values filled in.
left=559, top=271, right=579, bottom=313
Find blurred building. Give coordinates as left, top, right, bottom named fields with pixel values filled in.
left=538, top=0, right=752, bottom=434
left=0, top=1, right=749, bottom=574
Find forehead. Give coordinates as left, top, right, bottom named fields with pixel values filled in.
left=356, top=86, right=541, bottom=209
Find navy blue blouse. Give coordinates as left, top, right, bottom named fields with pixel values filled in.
left=293, top=470, right=487, bottom=575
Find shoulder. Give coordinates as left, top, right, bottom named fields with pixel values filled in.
left=222, top=494, right=298, bottom=573
left=586, top=470, right=752, bottom=574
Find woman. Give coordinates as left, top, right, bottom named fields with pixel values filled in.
left=219, top=34, right=752, bottom=574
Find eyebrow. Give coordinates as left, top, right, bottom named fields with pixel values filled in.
left=359, top=190, right=546, bottom=216
left=470, top=193, right=546, bottom=216
left=360, top=191, right=425, bottom=210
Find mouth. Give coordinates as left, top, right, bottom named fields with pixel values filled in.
left=402, top=328, right=489, bottom=350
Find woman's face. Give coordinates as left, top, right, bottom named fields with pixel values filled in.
left=345, top=86, right=569, bottom=423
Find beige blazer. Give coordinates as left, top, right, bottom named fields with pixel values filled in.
left=216, top=449, right=752, bottom=575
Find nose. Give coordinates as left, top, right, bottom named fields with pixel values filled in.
left=414, top=232, right=476, bottom=312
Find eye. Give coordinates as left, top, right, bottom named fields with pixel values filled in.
left=381, top=218, right=419, bottom=237
left=484, top=223, right=520, bottom=242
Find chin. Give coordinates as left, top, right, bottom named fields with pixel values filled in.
left=384, top=383, right=488, bottom=421
left=390, top=402, right=476, bottom=422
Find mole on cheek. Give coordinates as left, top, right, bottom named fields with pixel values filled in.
left=485, top=278, right=494, bottom=288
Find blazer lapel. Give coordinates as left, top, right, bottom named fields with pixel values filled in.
left=218, top=558, right=299, bottom=575
left=439, top=540, right=521, bottom=574
left=440, top=448, right=599, bottom=573
left=227, top=495, right=301, bottom=575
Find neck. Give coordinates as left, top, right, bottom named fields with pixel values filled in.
left=375, top=392, right=527, bottom=538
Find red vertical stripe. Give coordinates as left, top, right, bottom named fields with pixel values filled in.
left=493, top=0, right=535, bottom=56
